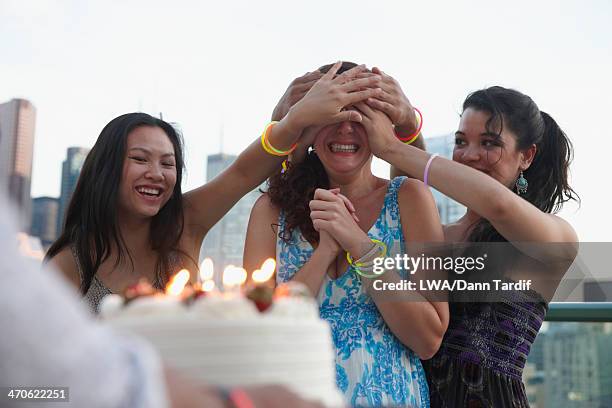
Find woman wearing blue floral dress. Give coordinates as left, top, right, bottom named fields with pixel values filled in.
left=245, top=62, right=448, bottom=407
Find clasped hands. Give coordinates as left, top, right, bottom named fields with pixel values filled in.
left=309, top=188, right=368, bottom=260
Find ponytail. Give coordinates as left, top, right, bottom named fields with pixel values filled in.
left=524, top=111, right=578, bottom=213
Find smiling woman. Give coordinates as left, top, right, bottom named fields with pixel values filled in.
left=46, top=114, right=188, bottom=306
left=120, top=127, right=178, bottom=219
left=244, top=62, right=448, bottom=407
left=378, top=85, right=579, bottom=407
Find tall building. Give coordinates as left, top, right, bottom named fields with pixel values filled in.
left=57, top=147, right=89, bottom=234
left=0, top=98, right=36, bottom=231
left=200, top=153, right=262, bottom=286
left=541, top=323, right=612, bottom=407
left=30, top=196, right=59, bottom=249
left=425, top=133, right=466, bottom=223
left=524, top=329, right=548, bottom=408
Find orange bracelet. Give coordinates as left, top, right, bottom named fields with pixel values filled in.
left=394, top=107, right=423, bottom=144
left=260, top=121, right=297, bottom=156
left=228, top=388, right=256, bottom=408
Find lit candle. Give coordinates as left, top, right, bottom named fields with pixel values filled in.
left=199, top=258, right=214, bottom=283
left=222, top=265, right=247, bottom=295
left=252, top=258, right=276, bottom=286
left=165, top=269, right=191, bottom=296
left=122, top=268, right=191, bottom=316
left=245, top=258, right=276, bottom=312
left=202, top=280, right=216, bottom=292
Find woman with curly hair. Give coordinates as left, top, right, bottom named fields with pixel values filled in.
left=244, top=62, right=448, bottom=407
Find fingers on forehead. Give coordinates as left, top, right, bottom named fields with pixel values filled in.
left=323, top=61, right=343, bottom=78
left=354, top=101, right=374, bottom=115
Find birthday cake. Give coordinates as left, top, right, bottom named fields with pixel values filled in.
left=100, top=278, right=344, bottom=407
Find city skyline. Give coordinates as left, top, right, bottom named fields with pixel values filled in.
left=2, top=0, right=611, bottom=241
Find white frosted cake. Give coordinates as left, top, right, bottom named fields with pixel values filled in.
left=101, top=283, right=343, bottom=407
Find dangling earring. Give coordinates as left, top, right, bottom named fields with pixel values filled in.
left=515, top=171, right=528, bottom=194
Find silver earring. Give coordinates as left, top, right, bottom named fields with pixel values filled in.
left=515, top=171, right=528, bottom=194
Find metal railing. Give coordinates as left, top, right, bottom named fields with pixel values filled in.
left=546, top=302, right=612, bottom=322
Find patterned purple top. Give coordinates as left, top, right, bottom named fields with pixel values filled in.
left=438, top=289, right=547, bottom=379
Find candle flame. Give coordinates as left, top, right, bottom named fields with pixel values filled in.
left=252, top=258, right=276, bottom=283
left=202, top=280, right=216, bottom=292
left=199, top=258, right=214, bottom=282
left=223, top=265, right=247, bottom=287
left=166, top=269, right=190, bottom=296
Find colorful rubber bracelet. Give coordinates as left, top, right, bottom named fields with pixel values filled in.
left=395, top=107, right=423, bottom=143
left=260, top=121, right=280, bottom=155
left=260, top=121, right=298, bottom=156
left=346, top=239, right=387, bottom=268
left=424, top=153, right=439, bottom=187
left=349, top=239, right=388, bottom=278
left=225, top=388, right=256, bottom=408
left=351, top=263, right=385, bottom=279
left=350, top=239, right=386, bottom=267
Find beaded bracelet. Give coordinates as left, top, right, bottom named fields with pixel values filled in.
left=260, top=121, right=298, bottom=156
left=394, top=107, right=423, bottom=144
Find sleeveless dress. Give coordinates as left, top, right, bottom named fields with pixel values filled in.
left=71, top=246, right=167, bottom=314
left=276, top=177, right=429, bottom=408
left=423, top=288, right=547, bottom=407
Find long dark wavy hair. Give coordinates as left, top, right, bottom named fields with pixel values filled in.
left=461, top=86, right=579, bottom=243
left=267, top=61, right=359, bottom=244
left=45, top=113, right=186, bottom=294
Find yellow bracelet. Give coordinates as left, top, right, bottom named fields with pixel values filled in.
left=260, top=121, right=297, bottom=156
left=402, top=132, right=420, bottom=145
left=346, top=238, right=387, bottom=266
left=394, top=107, right=423, bottom=144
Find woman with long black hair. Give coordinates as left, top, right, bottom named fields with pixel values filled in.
left=46, top=61, right=383, bottom=314
left=359, top=84, right=579, bottom=407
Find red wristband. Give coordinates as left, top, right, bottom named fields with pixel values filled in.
left=228, top=388, right=256, bottom=408
left=394, top=107, right=423, bottom=143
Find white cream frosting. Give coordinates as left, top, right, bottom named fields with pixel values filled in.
left=99, top=294, right=124, bottom=318
left=117, top=295, right=185, bottom=317
left=190, top=295, right=259, bottom=319
left=103, top=292, right=344, bottom=407
left=266, top=296, right=320, bottom=320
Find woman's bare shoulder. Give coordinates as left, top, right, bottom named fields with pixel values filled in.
left=250, top=193, right=281, bottom=222
left=48, top=246, right=80, bottom=288
left=442, top=221, right=468, bottom=243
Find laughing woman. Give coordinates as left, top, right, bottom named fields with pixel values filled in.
left=361, top=84, right=579, bottom=407
left=244, top=62, right=448, bottom=407
left=45, top=62, right=382, bottom=314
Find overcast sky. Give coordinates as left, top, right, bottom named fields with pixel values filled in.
left=1, top=0, right=610, bottom=240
